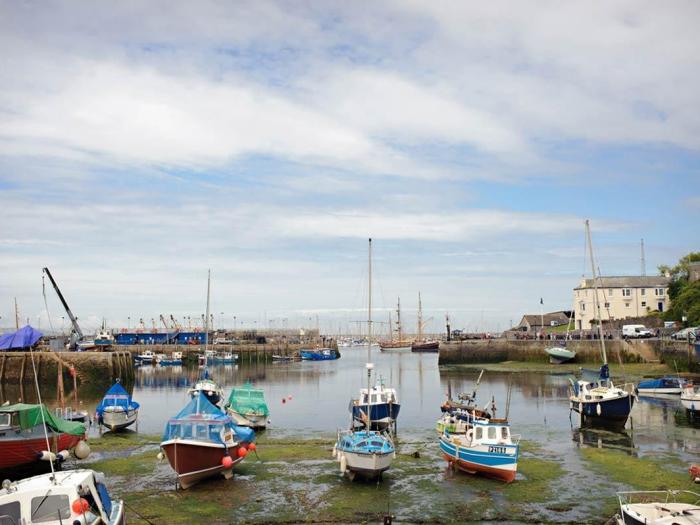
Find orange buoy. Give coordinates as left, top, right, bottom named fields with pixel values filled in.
left=237, top=446, right=248, bottom=458
left=221, top=455, right=233, bottom=468
left=72, top=498, right=89, bottom=514
left=248, top=442, right=256, bottom=451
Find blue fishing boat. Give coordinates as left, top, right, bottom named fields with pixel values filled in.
left=300, top=348, right=339, bottom=361
left=637, top=376, right=687, bottom=395
left=158, top=351, right=183, bottom=366
left=96, top=380, right=140, bottom=432
left=439, top=416, right=520, bottom=483
left=349, top=377, right=401, bottom=431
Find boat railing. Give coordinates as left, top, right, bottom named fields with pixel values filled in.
left=510, top=434, right=522, bottom=445
left=619, top=383, right=637, bottom=395
left=617, top=490, right=700, bottom=506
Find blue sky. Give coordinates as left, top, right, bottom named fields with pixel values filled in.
left=1, top=1, right=698, bottom=334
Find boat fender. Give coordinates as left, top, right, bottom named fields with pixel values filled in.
left=569, top=400, right=573, bottom=410
left=578, top=402, right=583, bottom=414
left=339, top=454, right=347, bottom=473
left=156, top=451, right=164, bottom=461
left=596, top=403, right=602, bottom=416
left=74, top=440, right=91, bottom=460
left=38, top=451, right=56, bottom=462
left=57, top=450, right=70, bottom=463
left=332, top=445, right=337, bottom=458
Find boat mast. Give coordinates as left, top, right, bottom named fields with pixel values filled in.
left=14, top=297, right=19, bottom=330
left=396, top=297, right=402, bottom=341
left=367, top=238, right=373, bottom=431
left=417, top=292, right=423, bottom=340
left=585, top=220, right=607, bottom=365
left=205, top=269, right=211, bottom=351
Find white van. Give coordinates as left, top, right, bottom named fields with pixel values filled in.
left=622, top=324, right=653, bottom=338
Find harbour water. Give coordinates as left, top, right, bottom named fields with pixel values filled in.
left=3, top=347, right=698, bottom=523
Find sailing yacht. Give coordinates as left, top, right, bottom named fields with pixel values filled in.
left=379, top=298, right=413, bottom=351
left=335, top=238, right=396, bottom=480
left=569, top=221, right=635, bottom=427
left=411, top=292, right=439, bottom=352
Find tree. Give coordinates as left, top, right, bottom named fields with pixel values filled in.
left=659, top=252, right=700, bottom=325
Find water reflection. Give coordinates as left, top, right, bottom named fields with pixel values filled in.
left=572, top=427, right=636, bottom=454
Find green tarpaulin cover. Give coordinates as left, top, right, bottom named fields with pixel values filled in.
left=0, top=403, right=85, bottom=436
left=226, top=383, right=269, bottom=417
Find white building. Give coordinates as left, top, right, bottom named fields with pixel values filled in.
left=573, top=276, right=671, bottom=330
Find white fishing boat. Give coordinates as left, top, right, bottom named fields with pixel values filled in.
left=614, top=490, right=700, bottom=524
left=0, top=469, right=125, bottom=524
left=334, top=239, right=396, bottom=480
left=96, top=380, right=140, bottom=432
left=135, top=350, right=155, bottom=364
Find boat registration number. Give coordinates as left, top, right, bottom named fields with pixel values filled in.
left=488, top=445, right=507, bottom=454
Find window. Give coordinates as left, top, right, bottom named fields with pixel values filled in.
left=371, top=394, right=378, bottom=403
left=622, top=289, right=631, bottom=297
left=487, top=427, right=497, bottom=439
left=0, top=502, right=21, bottom=525
left=641, top=301, right=646, bottom=307
left=608, top=289, right=613, bottom=295
left=604, top=302, right=610, bottom=308
left=655, top=288, right=665, bottom=296
left=641, top=289, right=646, bottom=296
left=475, top=427, right=483, bottom=439
left=0, top=414, right=10, bottom=427
left=625, top=303, right=630, bottom=308
left=581, top=303, right=586, bottom=311
left=501, top=427, right=509, bottom=439
left=31, top=495, right=70, bottom=523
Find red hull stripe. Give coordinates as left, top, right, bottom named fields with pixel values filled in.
left=443, top=453, right=516, bottom=483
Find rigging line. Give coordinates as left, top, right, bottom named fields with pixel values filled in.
left=28, top=348, right=57, bottom=480
left=42, top=275, right=55, bottom=333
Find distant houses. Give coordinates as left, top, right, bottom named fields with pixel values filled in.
left=512, top=311, right=572, bottom=334
left=573, top=275, right=670, bottom=330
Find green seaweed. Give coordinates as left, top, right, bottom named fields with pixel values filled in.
left=86, top=451, right=157, bottom=476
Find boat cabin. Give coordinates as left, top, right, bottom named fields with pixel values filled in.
left=337, top=430, right=394, bottom=454
left=164, top=417, right=236, bottom=446
left=359, top=385, right=398, bottom=406
left=465, top=419, right=516, bottom=446
left=0, top=470, right=120, bottom=525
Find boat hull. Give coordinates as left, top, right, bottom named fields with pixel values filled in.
left=100, top=408, right=138, bottom=432
left=337, top=450, right=394, bottom=478
left=351, top=402, right=401, bottom=430
left=545, top=347, right=576, bottom=364
left=0, top=428, right=84, bottom=470
left=411, top=341, right=439, bottom=352
left=227, top=409, right=267, bottom=429
left=570, top=393, right=634, bottom=426
left=681, top=395, right=700, bottom=412
left=638, top=387, right=683, bottom=395
left=439, top=435, right=518, bottom=483
left=161, top=440, right=243, bottom=489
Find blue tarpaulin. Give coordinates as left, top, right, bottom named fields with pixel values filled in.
left=0, top=325, right=43, bottom=350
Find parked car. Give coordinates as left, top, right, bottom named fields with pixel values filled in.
left=622, top=324, right=654, bottom=338
left=671, top=327, right=699, bottom=341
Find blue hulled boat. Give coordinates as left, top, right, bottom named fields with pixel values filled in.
left=300, top=348, right=339, bottom=361
left=570, top=365, right=635, bottom=426
left=637, top=376, right=687, bottom=395
left=350, top=377, right=401, bottom=431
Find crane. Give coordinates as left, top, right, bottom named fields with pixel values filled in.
left=42, top=267, right=84, bottom=349
left=159, top=314, right=171, bottom=331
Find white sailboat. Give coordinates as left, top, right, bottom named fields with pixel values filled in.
left=334, top=238, right=396, bottom=480
left=569, top=220, right=635, bottom=427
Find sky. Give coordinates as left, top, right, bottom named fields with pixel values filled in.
left=1, top=1, right=699, bottom=335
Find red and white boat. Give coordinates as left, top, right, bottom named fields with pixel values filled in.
left=160, top=393, right=255, bottom=489
left=0, top=403, right=90, bottom=471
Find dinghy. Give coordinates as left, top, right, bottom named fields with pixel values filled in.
left=614, top=490, right=700, bottom=525
left=96, top=380, right=140, bottom=432
left=545, top=346, right=576, bottom=364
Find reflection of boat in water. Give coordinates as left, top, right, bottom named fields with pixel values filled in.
left=572, top=427, right=635, bottom=453
left=613, top=490, right=700, bottom=525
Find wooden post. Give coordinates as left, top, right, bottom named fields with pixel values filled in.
left=19, top=354, right=27, bottom=384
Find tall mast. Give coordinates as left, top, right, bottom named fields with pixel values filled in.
left=14, top=297, right=19, bottom=330
left=388, top=312, right=393, bottom=342
left=417, top=292, right=423, bottom=340
left=585, top=220, right=607, bottom=364
left=640, top=238, right=646, bottom=276
left=204, top=269, right=211, bottom=350
left=368, top=239, right=372, bottom=363
left=396, top=298, right=402, bottom=341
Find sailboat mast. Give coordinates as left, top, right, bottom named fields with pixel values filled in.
left=205, top=269, right=211, bottom=350
left=14, top=297, right=19, bottom=330
left=396, top=298, right=402, bottom=341
left=417, top=292, right=423, bottom=340
left=368, top=238, right=372, bottom=363
left=585, top=220, right=607, bottom=364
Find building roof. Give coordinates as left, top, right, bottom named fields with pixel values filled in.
left=518, top=311, right=571, bottom=327
left=575, top=276, right=670, bottom=289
